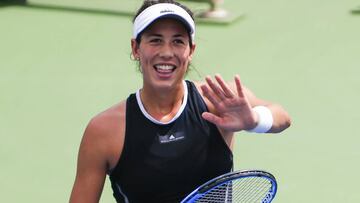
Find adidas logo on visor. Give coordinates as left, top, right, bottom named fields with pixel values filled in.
left=160, top=9, right=174, bottom=14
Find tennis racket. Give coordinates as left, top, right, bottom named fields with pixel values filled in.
left=181, top=170, right=277, bottom=203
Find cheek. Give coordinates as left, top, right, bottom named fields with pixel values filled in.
left=139, top=47, right=157, bottom=60
left=179, top=52, right=192, bottom=65
left=138, top=52, right=152, bottom=65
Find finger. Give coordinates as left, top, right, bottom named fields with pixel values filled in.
left=235, top=75, right=245, bottom=98
left=205, top=76, right=226, bottom=100
left=201, top=84, right=221, bottom=106
left=215, top=74, right=235, bottom=98
left=202, top=112, right=222, bottom=126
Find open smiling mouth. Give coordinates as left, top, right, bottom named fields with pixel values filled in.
left=154, top=64, right=176, bottom=74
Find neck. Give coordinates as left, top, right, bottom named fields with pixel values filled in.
left=139, top=81, right=185, bottom=122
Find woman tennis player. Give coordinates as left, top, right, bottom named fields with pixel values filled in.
left=69, top=0, right=291, bottom=202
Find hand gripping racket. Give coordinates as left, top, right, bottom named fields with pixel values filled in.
left=181, top=170, right=277, bottom=203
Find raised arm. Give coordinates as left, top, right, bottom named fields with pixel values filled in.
left=197, top=74, right=291, bottom=134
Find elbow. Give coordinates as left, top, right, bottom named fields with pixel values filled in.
left=278, top=114, right=292, bottom=133
left=283, top=112, right=292, bottom=129
left=270, top=113, right=291, bottom=133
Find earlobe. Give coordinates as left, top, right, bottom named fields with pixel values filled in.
left=188, top=43, right=196, bottom=60
left=131, top=39, right=140, bottom=60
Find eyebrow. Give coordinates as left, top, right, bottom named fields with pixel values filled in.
left=173, top=34, right=186, bottom=38
left=146, top=33, right=162, bottom=38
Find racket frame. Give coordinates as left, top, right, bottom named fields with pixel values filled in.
left=181, top=170, right=277, bottom=203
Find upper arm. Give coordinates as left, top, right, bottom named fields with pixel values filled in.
left=69, top=120, right=109, bottom=203
left=69, top=102, right=126, bottom=203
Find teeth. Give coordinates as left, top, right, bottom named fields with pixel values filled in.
left=155, top=65, right=175, bottom=70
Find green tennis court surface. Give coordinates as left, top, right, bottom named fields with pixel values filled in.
left=1, top=0, right=360, bottom=202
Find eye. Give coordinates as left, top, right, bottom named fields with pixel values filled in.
left=173, top=39, right=185, bottom=45
left=149, top=38, right=162, bottom=44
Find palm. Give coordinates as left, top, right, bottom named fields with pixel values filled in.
left=201, top=75, right=257, bottom=132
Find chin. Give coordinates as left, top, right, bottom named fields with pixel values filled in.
left=154, top=79, right=183, bottom=90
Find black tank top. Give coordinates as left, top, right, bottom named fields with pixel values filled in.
left=109, top=81, right=233, bottom=203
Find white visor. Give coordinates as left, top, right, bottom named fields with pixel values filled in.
left=133, top=3, right=195, bottom=42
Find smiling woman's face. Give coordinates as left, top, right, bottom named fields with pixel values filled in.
left=131, top=18, right=195, bottom=90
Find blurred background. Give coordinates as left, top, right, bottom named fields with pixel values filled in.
left=1, top=0, right=360, bottom=202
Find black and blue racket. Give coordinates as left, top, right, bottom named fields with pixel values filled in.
left=181, top=170, right=277, bottom=203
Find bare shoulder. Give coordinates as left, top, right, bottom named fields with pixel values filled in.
left=82, top=100, right=127, bottom=171
left=193, top=81, right=205, bottom=93
left=194, top=80, right=214, bottom=101
left=87, top=101, right=126, bottom=135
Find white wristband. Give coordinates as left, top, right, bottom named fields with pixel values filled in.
left=247, top=106, right=273, bottom=133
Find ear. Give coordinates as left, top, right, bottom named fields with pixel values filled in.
left=188, top=43, right=196, bottom=61
left=131, top=39, right=140, bottom=60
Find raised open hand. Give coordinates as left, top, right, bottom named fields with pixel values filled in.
left=201, top=74, right=258, bottom=132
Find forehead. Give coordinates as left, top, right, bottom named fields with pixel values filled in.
left=143, top=18, right=189, bottom=36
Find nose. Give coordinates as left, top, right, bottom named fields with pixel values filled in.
left=158, top=43, right=174, bottom=59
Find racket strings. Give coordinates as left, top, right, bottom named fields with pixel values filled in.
left=233, top=177, right=271, bottom=202
left=194, top=176, right=273, bottom=203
